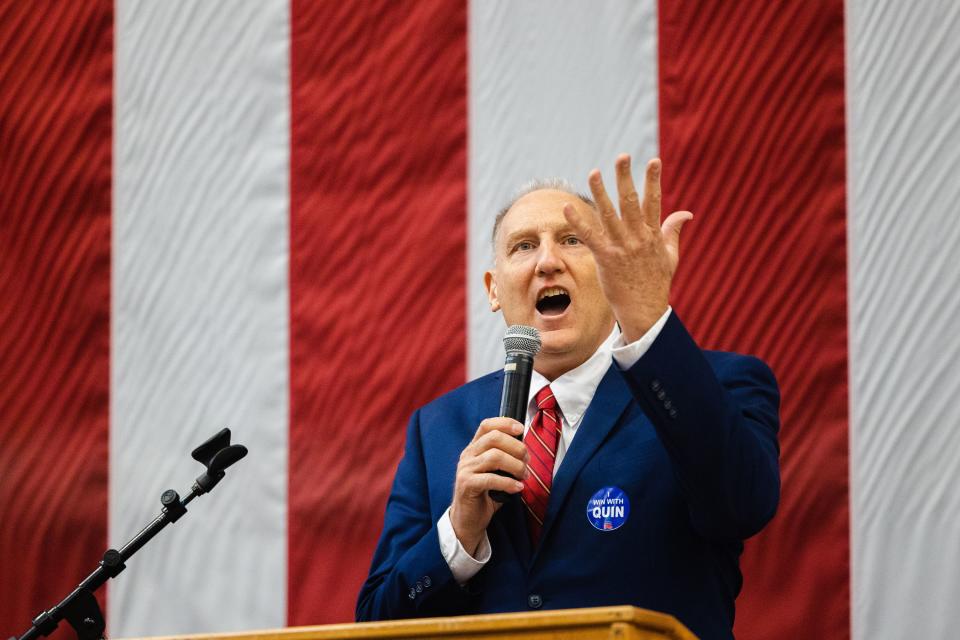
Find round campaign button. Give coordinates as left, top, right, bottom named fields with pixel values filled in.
left=586, top=486, right=630, bottom=531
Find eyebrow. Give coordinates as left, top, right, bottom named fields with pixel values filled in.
left=502, top=223, right=576, bottom=248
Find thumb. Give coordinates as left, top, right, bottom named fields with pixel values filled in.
left=661, top=210, right=693, bottom=254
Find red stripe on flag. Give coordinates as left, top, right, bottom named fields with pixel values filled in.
left=659, top=1, right=849, bottom=637
left=289, top=1, right=467, bottom=624
left=0, top=0, right=112, bottom=635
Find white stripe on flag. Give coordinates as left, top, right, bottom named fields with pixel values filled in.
left=467, top=0, right=660, bottom=377
left=111, top=1, right=289, bottom=634
left=847, top=1, right=960, bottom=638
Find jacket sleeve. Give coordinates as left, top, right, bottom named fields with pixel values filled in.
left=355, top=408, right=477, bottom=621
left=619, top=312, right=781, bottom=541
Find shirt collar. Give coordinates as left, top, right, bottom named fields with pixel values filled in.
left=529, top=327, right=618, bottom=428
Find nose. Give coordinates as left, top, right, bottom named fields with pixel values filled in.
left=535, top=240, right=564, bottom=276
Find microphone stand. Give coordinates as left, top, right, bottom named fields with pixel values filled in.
left=11, top=429, right=248, bottom=640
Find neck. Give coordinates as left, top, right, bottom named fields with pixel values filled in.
left=534, top=356, right=582, bottom=382
left=533, top=332, right=611, bottom=382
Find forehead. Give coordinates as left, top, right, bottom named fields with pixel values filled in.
left=497, top=189, right=592, bottom=240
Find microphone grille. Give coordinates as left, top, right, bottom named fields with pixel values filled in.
left=503, top=325, right=542, bottom=356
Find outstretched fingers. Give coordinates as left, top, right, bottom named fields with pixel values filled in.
left=642, top=158, right=663, bottom=229
left=615, top=154, right=643, bottom=227
left=587, top=168, right=625, bottom=242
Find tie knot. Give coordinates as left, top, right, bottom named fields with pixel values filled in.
left=535, top=385, right=557, bottom=411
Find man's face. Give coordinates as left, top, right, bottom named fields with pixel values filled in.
left=485, top=189, right=616, bottom=376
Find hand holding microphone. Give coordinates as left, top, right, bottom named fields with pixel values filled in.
left=449, top=326, right=540, bottom=555
left=489, top=325, right=541, bottom=502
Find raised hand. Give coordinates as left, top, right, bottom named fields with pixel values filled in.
left=562, top=155, right=692, bottom=343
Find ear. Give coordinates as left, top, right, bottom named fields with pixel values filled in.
left=484, top=270, right=501, bottom=312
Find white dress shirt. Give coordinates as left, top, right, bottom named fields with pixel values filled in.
left=438, top=307, right=673, bottom=584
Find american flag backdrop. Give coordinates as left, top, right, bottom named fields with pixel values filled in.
left=2, top=1, right=959, bottom=638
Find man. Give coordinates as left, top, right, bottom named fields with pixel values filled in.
left=356, top=156, right=780, bottom=639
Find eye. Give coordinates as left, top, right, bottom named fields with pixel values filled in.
left=562, top=235, right=581, bottom=246
left=512, top=240, right=535, bottom=253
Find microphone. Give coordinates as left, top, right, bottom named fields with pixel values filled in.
left=490, top=325, right=541, bottom=503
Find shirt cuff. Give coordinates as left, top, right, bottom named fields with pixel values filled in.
left=437, top=507, right=491, bottom=585
left=611, top=307, right=673, bottom=370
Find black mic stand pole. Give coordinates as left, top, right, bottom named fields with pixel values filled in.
left=12, top=428, right=247, bottom=640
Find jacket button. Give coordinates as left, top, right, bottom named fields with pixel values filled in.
left=415, top=581, right=423, bottom=593
left=663, top=399, right=672, bottom=410
left=656, top=389, right=666, bottom=400
left=528, top=594, right=542, bottom=609
left=408, top=587, right=416, bottom=600
left=422, top=575, right=432, bottom=588
left=669, top=408, right=678, bottom=419
left=651, top=379, right=662, bottom=391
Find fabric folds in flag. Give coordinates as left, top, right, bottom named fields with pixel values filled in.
left=5, top=1, right=960, bottom=639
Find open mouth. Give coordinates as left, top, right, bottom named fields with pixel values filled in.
left=536, top=286, right=571, bottom=317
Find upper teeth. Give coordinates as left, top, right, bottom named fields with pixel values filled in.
left=538, top=287, right=568, bottom=301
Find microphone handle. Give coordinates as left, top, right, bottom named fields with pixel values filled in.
left=489, top=351, right=533, bottom=503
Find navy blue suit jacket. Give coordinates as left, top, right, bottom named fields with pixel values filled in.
left=357, top=313, right=780, bottom=639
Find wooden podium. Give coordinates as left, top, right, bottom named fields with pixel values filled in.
left=140, top=606, right=696, bottom=640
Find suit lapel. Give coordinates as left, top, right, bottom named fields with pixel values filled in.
left=474, top=371, right=503, bottom=437
left=531, top=364, right=632, bottom=565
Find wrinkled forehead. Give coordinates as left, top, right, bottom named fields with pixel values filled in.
left=495, top=189, right=592, bottom=246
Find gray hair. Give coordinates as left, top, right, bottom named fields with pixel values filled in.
left=491, top=178, right=596, bottom=247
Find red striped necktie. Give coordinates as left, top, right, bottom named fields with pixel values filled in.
left=520, top=384, right=561, bottom=545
